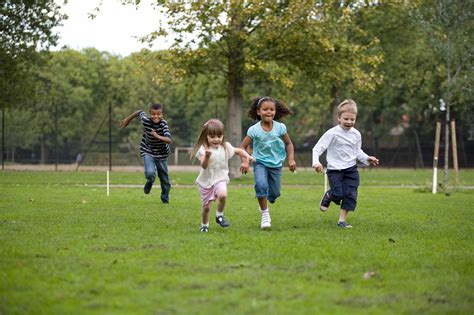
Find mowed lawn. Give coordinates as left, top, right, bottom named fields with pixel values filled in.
left=1, top=169, right=473, bottom=314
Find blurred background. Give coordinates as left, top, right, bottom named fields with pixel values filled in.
left=1, top=0, right=472, bottom=170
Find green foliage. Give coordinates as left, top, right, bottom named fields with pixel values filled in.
left=1, top=169, right=473, bottom=314
left=0, top=0, right=64, bottom=109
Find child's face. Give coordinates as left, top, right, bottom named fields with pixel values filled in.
left=257, top=101, right=276, bottom=123
left=207, top=134, right=224, bottom=149
left=149, top=109, right=163, bottom=124
left=338, top=112, right=357, bottom=131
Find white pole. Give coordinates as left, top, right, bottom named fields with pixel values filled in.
left=432, top=121, right=441, bottom=194
left=432, top=168, right=437, bottom=194
left=106, top=170, right=110, bottom=196
left=324, top=172, right=328, bottom=193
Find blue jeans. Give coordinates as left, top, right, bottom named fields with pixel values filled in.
left=253, top=161, right=282, bottom=203
left=144, top=154, right=171, bottom=202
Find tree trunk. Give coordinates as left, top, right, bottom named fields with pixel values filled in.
left=331, top=85, right=341, bottom=125
left=226, top=16, right=245, bottom=178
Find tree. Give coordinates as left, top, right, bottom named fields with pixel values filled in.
left=132, top=0, right=382, bottom=176
left=0, top=0, right=64, bottom=109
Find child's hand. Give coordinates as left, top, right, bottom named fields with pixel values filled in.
left=150, top=130, right=159, bottom=138
left=119, top=119, right=129, bottom=129
left=240, top=162, right=249, bottom=174
left=288, top=160, right=296, bottom=173
left=313, top=163, right=324, bottom=173
left=368, top=156, right=379, bottom=166
left=204, top=150, right=212, bottom=158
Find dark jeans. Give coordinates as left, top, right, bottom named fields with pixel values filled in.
left=326, top=165, right=359, bottom=211
left=144, top=154, right=171, bottom=202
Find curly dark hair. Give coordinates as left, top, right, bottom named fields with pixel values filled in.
left=247, top=96, right=293, bottom=121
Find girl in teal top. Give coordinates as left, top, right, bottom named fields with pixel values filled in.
left=240, top=96, right=296, bottom=229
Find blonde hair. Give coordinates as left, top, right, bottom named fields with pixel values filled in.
left=337, top=99, right=358, bottom=117
left=191, top=119, right=226, bottom=158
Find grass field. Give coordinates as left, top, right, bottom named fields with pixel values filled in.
left=1, top=169, right=473, bottom=314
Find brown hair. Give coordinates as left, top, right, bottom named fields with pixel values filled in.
left=337, top=99, right=358, bottom=117
left=191, top=119, right=226, bottom=158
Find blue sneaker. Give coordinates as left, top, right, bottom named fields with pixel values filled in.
left=337, top=221, right=353, bottom=228
left=320, top=191, right=331, bottom=212
left=200, top=226, right=209, bottom=233
left=216, top=216, right=230, bottom=227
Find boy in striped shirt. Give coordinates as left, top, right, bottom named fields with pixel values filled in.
left=121, top=103, right=172, bottom=203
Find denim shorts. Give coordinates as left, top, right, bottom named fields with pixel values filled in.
left=253, top=161, right=282, bottom=203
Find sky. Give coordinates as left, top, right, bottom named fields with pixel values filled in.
left=53, top=0, right=171, bottom=56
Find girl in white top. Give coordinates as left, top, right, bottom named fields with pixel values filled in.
left=192, top=119, right=252, bottom=232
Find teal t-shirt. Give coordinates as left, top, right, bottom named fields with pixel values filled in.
left=247, top=120, right=287, bottom=168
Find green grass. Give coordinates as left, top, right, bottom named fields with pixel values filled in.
left=1, top=169, right=473, bottom=314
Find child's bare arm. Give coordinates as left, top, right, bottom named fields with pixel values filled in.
left=120, top=110, right=141, bottom=128
left=150, top=130, right=172, bottom=144
left=199, top=150, right=212, bottom=169
left=282, top=133, right=296, bottom=172
left=233, top=147, right=253, bottom=174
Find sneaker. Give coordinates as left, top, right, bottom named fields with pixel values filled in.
left=260, top=212, right=271, bottom=229
left=144, top=181, right=153, bottom=194
left=320, top=191, right=331, bottom=212
left=337, top=221, right=353, bottom=228
left=161, top=197, right=169, bottom=204
left=216, top=216, right=230, bottom=227
left=200, top=226, right=209, bottom=233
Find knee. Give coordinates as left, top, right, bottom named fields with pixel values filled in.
left=145, top=172, right=155, bottom=181
left=202, top=206, right=210, bottom=214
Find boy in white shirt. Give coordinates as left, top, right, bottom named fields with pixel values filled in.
left=312, top=99, right=379, bottom=228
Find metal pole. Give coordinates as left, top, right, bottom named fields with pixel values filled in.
left=55, top=101, right=58, bottom=171
left=450, top=120, right=459, bottom=185
left=432, top=121, right=441, bottom=194
left=109, top=102, right=112, bottom=171
left=2, top=108, right=4, bottom=171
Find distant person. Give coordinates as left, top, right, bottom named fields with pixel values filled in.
left=120, top=103, right=172, bottom=203
left=240, top=96, right=296, bottom=230
left=312, top=99, right=379, bottom=228
left=192, top=119, right=252, bottom=233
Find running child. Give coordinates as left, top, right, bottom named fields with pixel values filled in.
left=240, top=96, right=296, bottom=229
left=192, top=119, right=252, bottom=233
left=312, top=99, right=379, bottom=228
left=120, top=103, right=172, bottom=203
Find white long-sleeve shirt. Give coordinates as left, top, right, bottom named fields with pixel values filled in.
left=312, top=125, right=369, bottom=170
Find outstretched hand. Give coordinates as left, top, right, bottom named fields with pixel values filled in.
left=119, top=119, right=129, bottom=129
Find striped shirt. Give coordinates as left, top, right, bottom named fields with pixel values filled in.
left=139, top=111, right=171, bottom=159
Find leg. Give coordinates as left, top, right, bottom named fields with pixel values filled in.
left=155, top=159, right=171, bottom=203
left=253, top=162, right=269, bottom=210
left=200, top=204, right=211, bottom=232
left=143, top=154, right=156, bottom=194
left=215, top=181, right=230, bottom=227
left=338, top=166, right=359, bottom=228
left=267, top=166, right=282, bottom=204
left=253, top=162, right=271, bottom=229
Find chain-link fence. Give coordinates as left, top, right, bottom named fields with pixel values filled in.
left=1, top=108, right=473, bottom=170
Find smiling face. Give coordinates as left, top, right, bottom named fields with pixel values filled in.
left=257, top=101, right=276, bottom=123
left=338, top=112, right=357, bottom=131
left=206, top=134, right=224, bottom=149
left=149, top=108, right=163, bottom=124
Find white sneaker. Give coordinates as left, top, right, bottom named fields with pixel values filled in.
left=260, top=212, right=271, bottom=229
